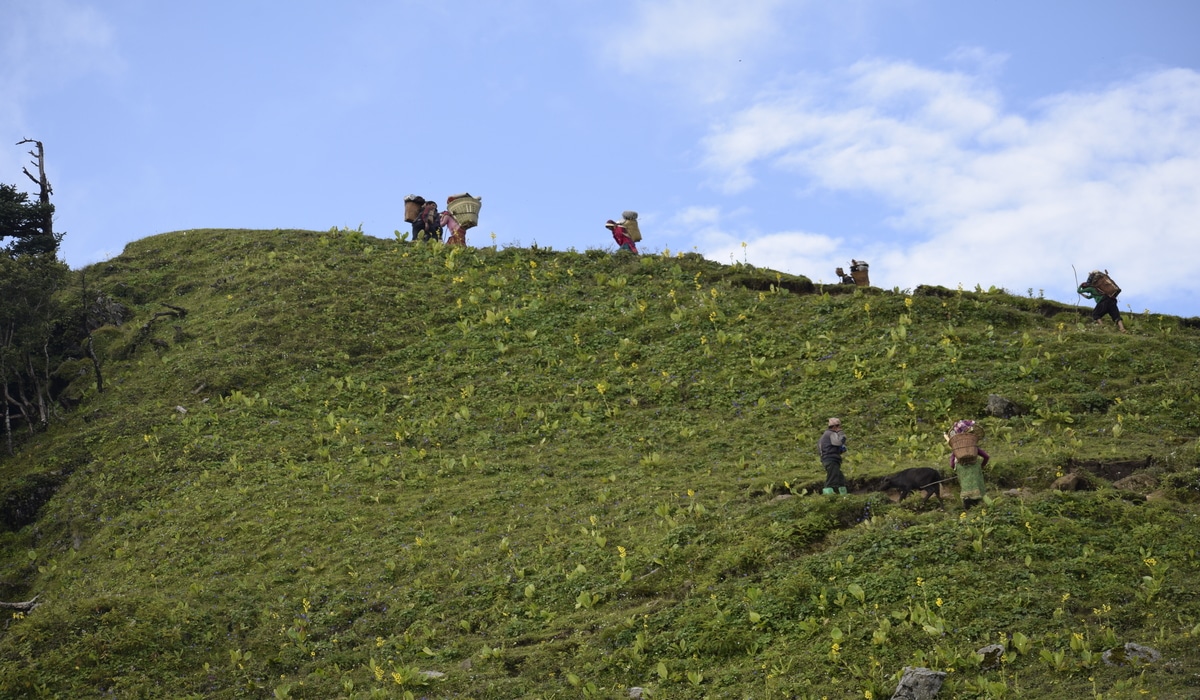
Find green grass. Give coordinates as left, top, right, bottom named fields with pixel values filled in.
left=1, top=227, right=1199, bottom=698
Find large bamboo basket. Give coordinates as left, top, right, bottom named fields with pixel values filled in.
left=403, top=200, right=421, bottom=223
left=447, top=194, right=481, bottom=229
left=949, top=432, right=979, bottom=463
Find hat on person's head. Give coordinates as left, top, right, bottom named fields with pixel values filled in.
left=605, top=220, right=617, bottom=229
left=828, top=417, right=841, bottom=427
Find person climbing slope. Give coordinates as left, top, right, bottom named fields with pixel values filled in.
left=1078, top=270, right=1126, bottom=332
left=946, top=419, right=990, bottom=509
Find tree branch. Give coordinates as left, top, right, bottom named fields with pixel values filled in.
left=0, top=595, right=40, bottom=612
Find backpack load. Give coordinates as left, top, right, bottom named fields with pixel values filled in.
left=948, top=431, right=979, bottom=464
left=403, top=195, right=424, bottom=223
left=620, top=210, right=642, bottom=242
left=446, top=193, right=481, bottom=230
left=1090, top=270, right=1121, bottom=298
left=849, top=259, right=870, bottom=287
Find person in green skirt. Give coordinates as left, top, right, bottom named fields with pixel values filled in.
left=947, top=419, right=990, bottom=509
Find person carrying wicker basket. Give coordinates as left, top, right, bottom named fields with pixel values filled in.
left=403, top=195, right=442, bottom=243
left=440, top=208, right=465, bottom=246
left=946, top=419, right=989, bottom=509
left=605, top=219, right=639, bottom=254
left=1078, top=270, right=1126, bottom=332
left=442, top=193, right=481, bottom=246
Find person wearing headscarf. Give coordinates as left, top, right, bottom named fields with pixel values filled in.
left=605, top=220, right=639, bottom=254
left=818, top=417, right=849, bottom=495
left=947, top=419, right=990, bottom=508
left=441, top=209, right=465, bottom=246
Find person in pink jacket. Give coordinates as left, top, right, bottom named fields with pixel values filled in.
left=605, top=220, right=638, bottom=254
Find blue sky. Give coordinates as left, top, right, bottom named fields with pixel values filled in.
left=4, top=0, right=1198, bottom=316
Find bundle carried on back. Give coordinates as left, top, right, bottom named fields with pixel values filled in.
left=946, top=419, right=981, bottom=464
left=620, top=211, right=642, bottom=242
left=1088, top=270, right=1121, bottom=298
left=948, top=432, right=980, bottom=463
left=403, top=195, right=425, bottom=223
left=849, top=259, right=870, bottom=287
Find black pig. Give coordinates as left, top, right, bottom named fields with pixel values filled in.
left=878, top=467, right=944, bottom=502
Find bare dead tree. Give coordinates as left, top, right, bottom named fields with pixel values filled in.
left=17, top=139, right=53, bottom=243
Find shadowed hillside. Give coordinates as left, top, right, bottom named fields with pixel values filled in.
left=1, top=228, right=1199, bottom=699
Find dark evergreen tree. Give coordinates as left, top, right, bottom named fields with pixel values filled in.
left=1, top=141, right=68, bottom=454
left=0, top=183, right=57, bottom=256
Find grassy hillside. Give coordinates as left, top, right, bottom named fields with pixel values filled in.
left=1, top=228, right=1199, bottom=699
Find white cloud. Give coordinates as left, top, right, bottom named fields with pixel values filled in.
left=665, top=205, right=845, bottom=278
left=671, top=205, right=721, bottom=227
left=697, top=61, right=1200, bottom=313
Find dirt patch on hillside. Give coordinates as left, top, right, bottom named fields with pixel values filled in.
left=1066, top=456, right=1154, bottom=482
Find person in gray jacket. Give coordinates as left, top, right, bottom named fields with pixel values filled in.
left=818, top=417, right=849, bottom=495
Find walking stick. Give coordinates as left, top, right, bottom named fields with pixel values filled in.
left=1072, top=264, right=1080, bottom=310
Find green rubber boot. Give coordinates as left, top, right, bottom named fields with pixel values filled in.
left=838, top=487, right=848, bottom=495
left=822, top=487, right=835, bottom=495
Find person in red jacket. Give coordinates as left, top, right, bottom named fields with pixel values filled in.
left=605, top=220, right=638, bottom=254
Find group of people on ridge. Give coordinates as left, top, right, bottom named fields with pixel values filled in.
left=403, top=198, right=644, bottom=255
left=403, top=194, right=476, bottom=246
left=402, top=195, right=1121, bottom=508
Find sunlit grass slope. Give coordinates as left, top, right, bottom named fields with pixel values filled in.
left=1, top=228, right=1199, bottom=698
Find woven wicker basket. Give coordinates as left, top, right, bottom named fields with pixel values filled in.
left=623, top=218, right=642, bottom=242
left=447, top=195, right=481, bottom=229
left=949, top=432, right=979, bottom=463
left=1093, top=273, right=1120, bottom=298
left=851, top=269, right=870, bottom=287
left=403, top=200, right=421, bottom=223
